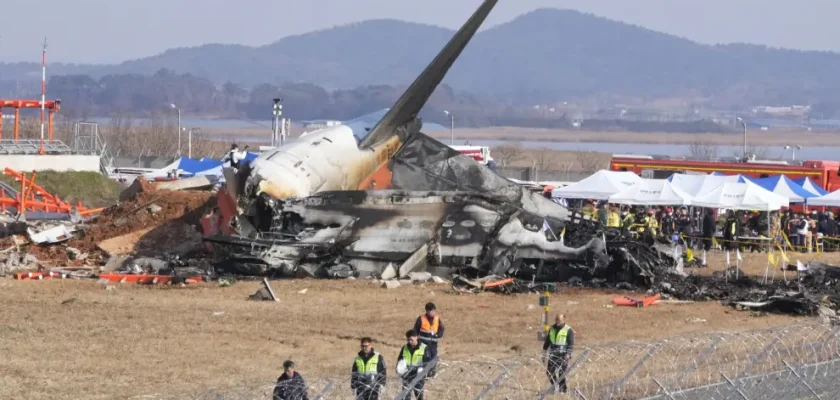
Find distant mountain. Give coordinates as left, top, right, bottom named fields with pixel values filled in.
left=4, top=8, right=840, bottom=106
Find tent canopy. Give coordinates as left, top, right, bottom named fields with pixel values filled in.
left=806, top=189, right=840, bottom=207
left=609, top=178, right=693, bottom=206
left=667, top=173, right=747, bottom=197
left=691, top=181, right=789, bottom=211
left=793, top=177, right=828, bottom=196
left=748, top=175, right=814, bottom=203
left=552, top=170, right=642, bottom=200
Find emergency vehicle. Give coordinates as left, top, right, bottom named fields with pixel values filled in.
left=609, top=154, right=840, bottom=192
left=450, top=145, right=492, bottom=165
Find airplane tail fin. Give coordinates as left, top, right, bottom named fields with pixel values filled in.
left=358, top=0, right=497, bottom=148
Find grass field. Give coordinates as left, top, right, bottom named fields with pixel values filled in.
left=2, top=250, right=833, bottom=399
left=0, top=171, right=122, bottom=208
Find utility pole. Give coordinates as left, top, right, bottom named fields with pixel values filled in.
left=736, top=117, right=747, bottom=160
left=187, top=127, right=200, bottom=158
left=272, top=98, right=283, bottom=147
left=444, top=110, right=454, bottom=145
left=39, top=37, right=47, bottom=154
left=170, top=103, right=181, bottom=156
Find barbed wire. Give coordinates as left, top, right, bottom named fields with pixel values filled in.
left=134, top=322, right=840, bottom=400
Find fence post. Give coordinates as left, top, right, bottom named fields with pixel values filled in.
left=475, top=362, right=519, bottom=400
left=678, top=334, right=722, bottom=381
left=573, top=388, right=589, bottom=400
left=720, top=335, right=780, bottom=400
left=760, top=326, right=840, bottom=400
left=651, top=377, right=677, bottom=400
left=720, top=372, right=750, bottom=400
left=782, top=360, right=821, bottom=400
left=605, top=343, right=662, bottom=400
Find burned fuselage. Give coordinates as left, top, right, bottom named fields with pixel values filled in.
left=213, top=189, right=609, bottom=280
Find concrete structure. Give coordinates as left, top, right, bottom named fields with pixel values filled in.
left=0, top=155, right=101, bottom=172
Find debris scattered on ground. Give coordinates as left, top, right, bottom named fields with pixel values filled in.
left=69, top=178, right=215, bottom=259
left=657, top=262, right=840, bottom=316
left=382, top=280, right=401, bottom=290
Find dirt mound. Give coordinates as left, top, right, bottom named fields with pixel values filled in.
left=69, top=179, right=216, bottom=257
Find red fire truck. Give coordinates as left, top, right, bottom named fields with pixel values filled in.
left=609, top=154, right=840, bottom=192
left=450, top=145, right=493, bottom=165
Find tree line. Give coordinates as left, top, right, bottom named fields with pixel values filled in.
left=14, top=69, right=729, bottom=133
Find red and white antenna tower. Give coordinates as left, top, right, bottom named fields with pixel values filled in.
left=39, top=37, right=47, bottom=154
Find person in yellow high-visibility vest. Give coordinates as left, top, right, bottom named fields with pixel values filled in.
left=644, top=208, right=659, bottom=237
left=396, top=330, right=432, bottom=400
left=542, top=314, right=575, bottom=394
left=607, top=205, right=621, bottom=228
left=351, top=337, right=387, bottom=400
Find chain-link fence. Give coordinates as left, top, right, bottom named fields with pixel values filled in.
left=140, top=322, right=840, bottom=399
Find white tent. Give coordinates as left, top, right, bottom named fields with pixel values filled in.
left=691, top=181, right=789, bottom=211
left=806, top=189, right=840, bottom=207
left=609, top=179, right=694, bottom=206
left=551, top=170, right=642, bottom=200
left=668, top=173, right=745, bottom=197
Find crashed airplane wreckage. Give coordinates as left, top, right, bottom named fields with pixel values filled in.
left=203, top=0, right=678, bottom=283
left=207, top=133, right=677, bottom=283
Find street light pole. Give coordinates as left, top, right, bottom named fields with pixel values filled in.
left=736, top=117, right=747, bottom=159
left=444, top=110, right=454, bottom=145
left=188, top=128, right=197, bottom=159
left=170, top=103, right=181, bottom=156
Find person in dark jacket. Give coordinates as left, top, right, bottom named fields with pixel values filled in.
left=397, top=330, right=432, bottom=400
left=723, top=210, right=742, bottom=267
left=828, top=212, right=839, bottom=250
left=543, top=314, right=575, bottom=394
left=273, top=360, right=309, bottom=400
left=701, top=210, right=717, bottom=267
left=660, top=207, right=675, bottom=240
left=352, top=337, right=387, bottom=400
left=413, top=303, right=444, bottom=377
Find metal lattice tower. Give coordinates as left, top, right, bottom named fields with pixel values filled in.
left=73, top=122, right=114, bottom=174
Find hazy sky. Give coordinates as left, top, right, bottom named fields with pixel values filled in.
left=2, top=0, right=838, bottom=64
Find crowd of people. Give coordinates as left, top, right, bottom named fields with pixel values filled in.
left=569, top=197, right=840, bottom=257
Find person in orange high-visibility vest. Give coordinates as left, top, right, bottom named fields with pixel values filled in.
left=413, top=302, right=444, bottom=378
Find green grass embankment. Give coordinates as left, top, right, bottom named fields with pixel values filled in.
left=0, top=171, right=121, bottom=208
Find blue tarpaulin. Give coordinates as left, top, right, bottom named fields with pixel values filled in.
left=175, top=157, right=223, bottom=176
left=747, top=175, right=815, bottom=203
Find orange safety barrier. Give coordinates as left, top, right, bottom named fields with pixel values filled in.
left=98, top=273, right=204, bottom=284
left=483, top=277, right=515, bottom=288
left=15, top=271, right=70, bottom=280
left=1, top=167, right=102, bottom=216
left=613, top=293, right=661, bottom=308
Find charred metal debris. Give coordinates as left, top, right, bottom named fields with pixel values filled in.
left=208, top=134, right=678, bottom=286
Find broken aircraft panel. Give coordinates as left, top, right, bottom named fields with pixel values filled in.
left=210, top=189, right=611, bottom=279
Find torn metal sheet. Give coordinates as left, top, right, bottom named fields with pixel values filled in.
left=207, top=186, right=683, bottom=287
left=28, top=225, right=75, bottom=244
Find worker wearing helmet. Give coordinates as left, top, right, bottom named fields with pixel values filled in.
left=644, top=208, right=659, bottom=237
left=660, top=207, right=675, bottom=241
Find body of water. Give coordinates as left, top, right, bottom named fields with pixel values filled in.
left=465, top=140, right=840, bottom=161
left=86, top=117, right=840, bottom=161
